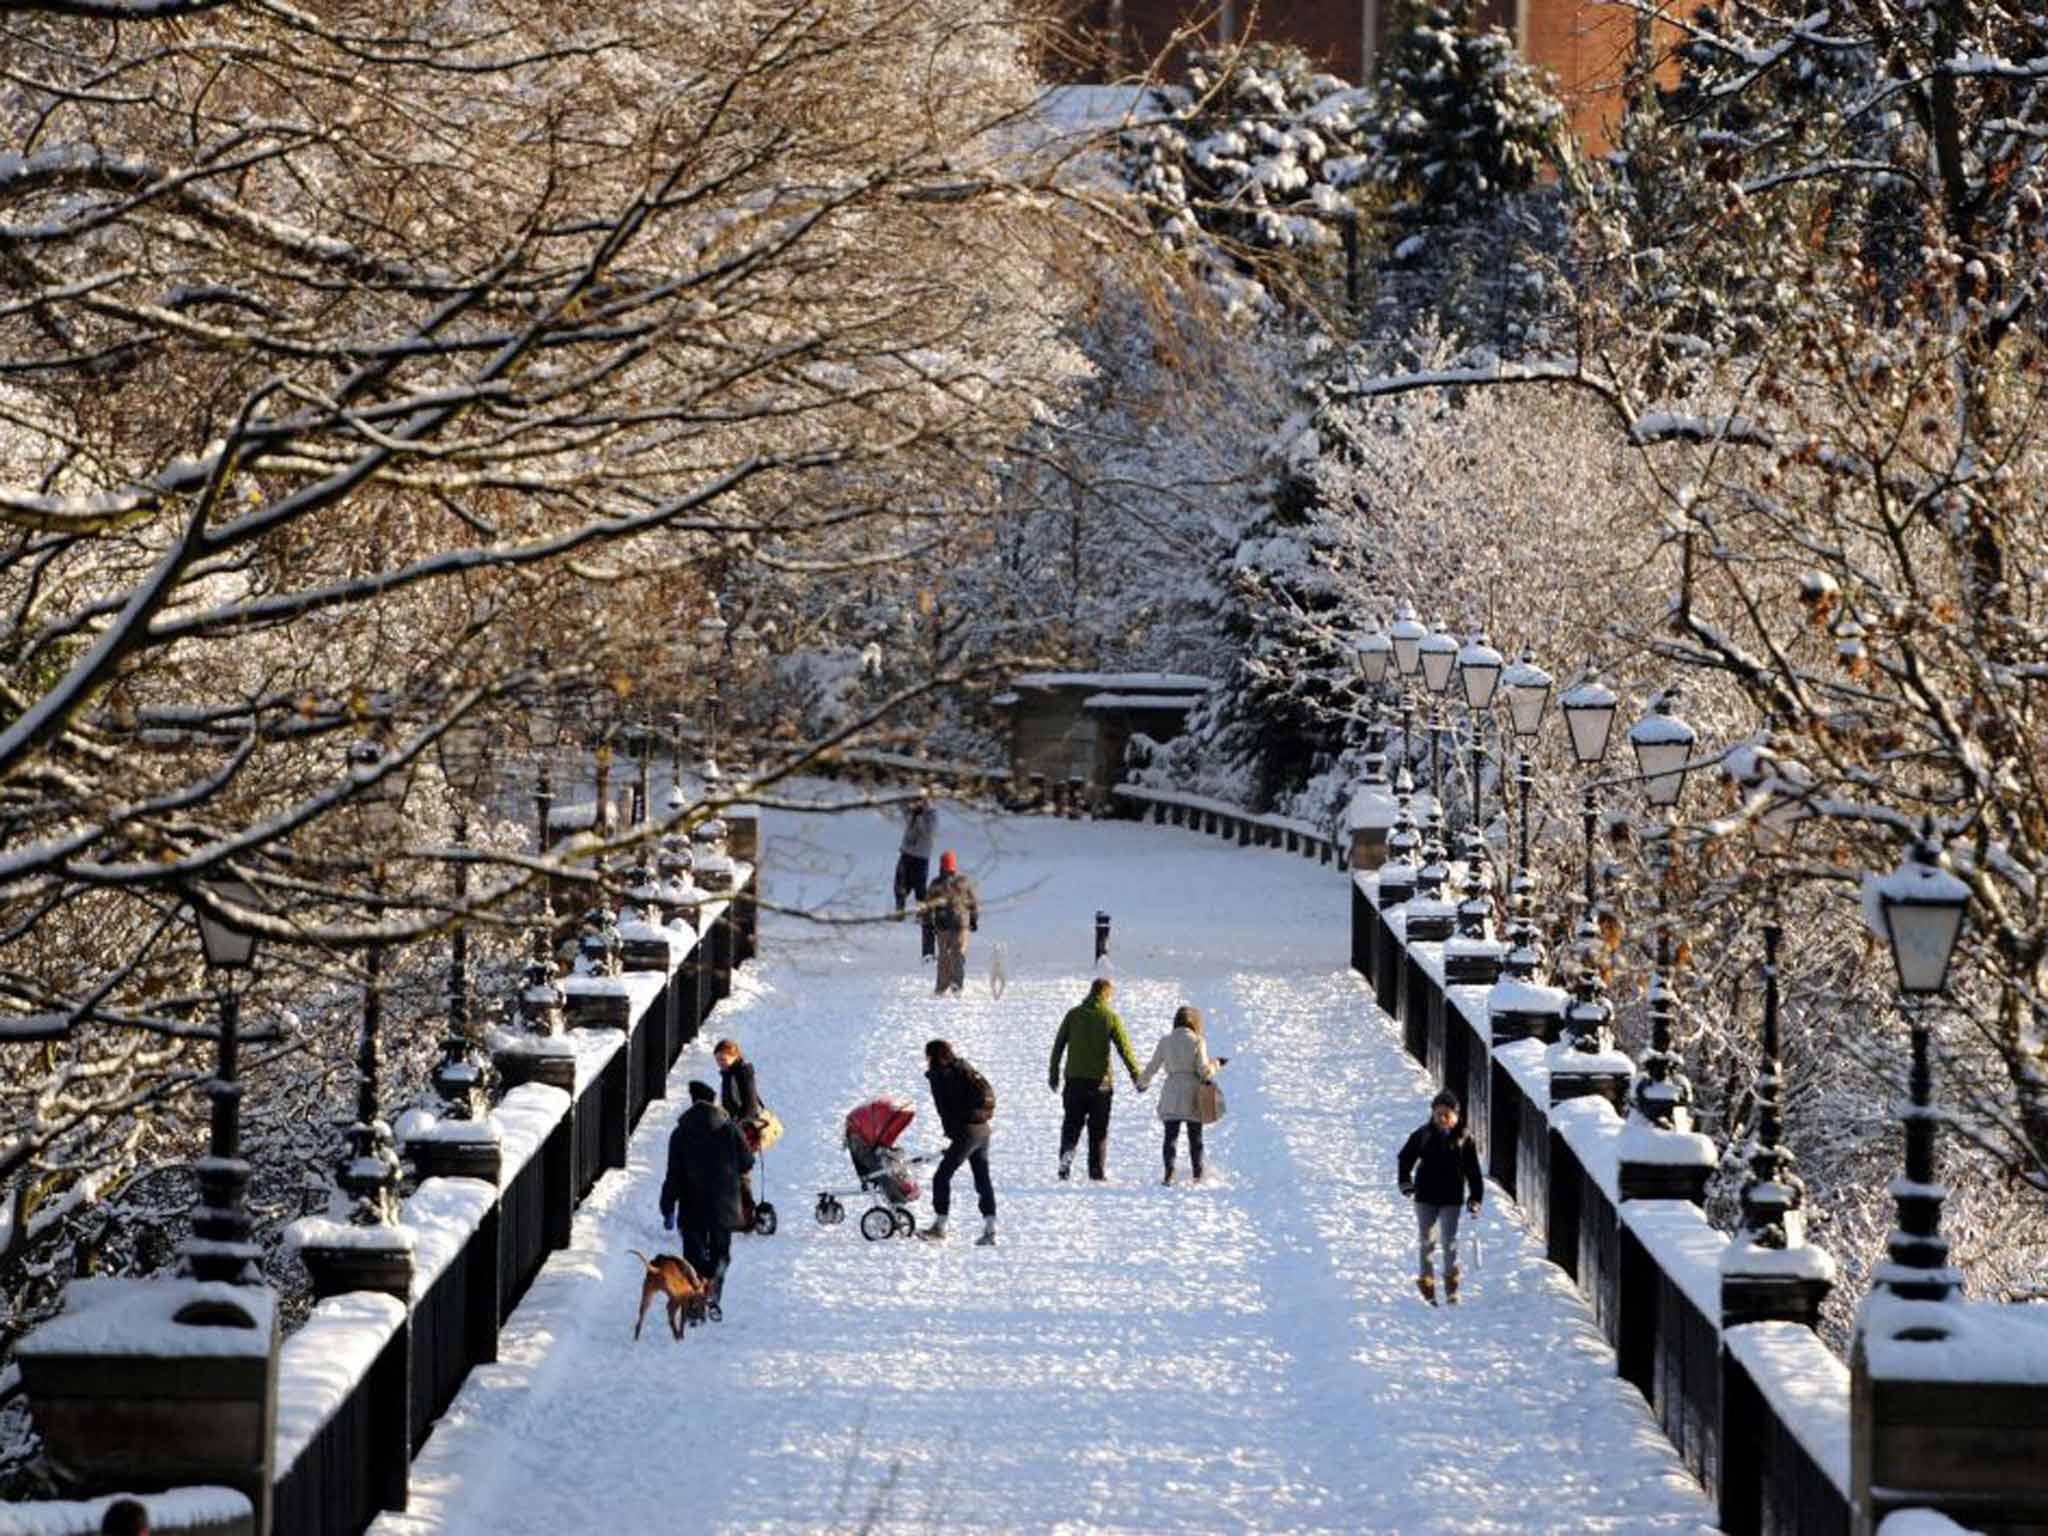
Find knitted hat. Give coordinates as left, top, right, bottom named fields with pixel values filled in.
left=1431, top=1088, right=1461, bottom=1112
left=938, top=849, right=957, bottom=873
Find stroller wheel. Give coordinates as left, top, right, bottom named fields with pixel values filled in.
left=859, top=1206, right=896, bottom=1242
left=892, top=1207, right=915, bottom=1237
left=754, top=1202, right=779, bottom=1236
left=814, top=1194, right=839, bottom=1225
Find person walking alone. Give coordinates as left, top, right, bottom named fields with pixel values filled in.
left=1048, top=976, right=1143, bottom=1181
left=1135, top=1005, right=1226, bottom=1184
left=920, top=1039, right=998, bottom=1245
left=660, top=1080, right=754, bottom=1319
left=895, top=787, right=939, bottom=962
left=1396, top=1088, right=1483, bottom=1304
left=925, top=850, right=978, bottom=996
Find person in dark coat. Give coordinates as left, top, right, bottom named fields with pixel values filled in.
left=660, top=1080, right=754, bottom=1316
left=714, top=1037, right=765, bottom=1228
left=1396, top=1088, right=1484, bottom=1302
left=919, top=1039, right=997, bottom=1245
left=895, top=788, right=939, bottom=960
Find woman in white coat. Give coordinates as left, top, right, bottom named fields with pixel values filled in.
left=1135, top=1005, right=1226, bottom=1184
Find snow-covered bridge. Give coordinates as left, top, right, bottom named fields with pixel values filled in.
left=367, top=794, right=1719, bottom=1534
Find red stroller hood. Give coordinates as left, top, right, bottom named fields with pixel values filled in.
left=845, top=1096, right=915, bottom=1150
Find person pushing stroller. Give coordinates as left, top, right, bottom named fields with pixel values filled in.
left=1397, top=1088, right=1483, bottom=1304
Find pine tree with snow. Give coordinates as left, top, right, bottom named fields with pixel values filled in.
left=1120, top=43, right=1381, bottom=314
left=1374, top=0, right=1567, bottom=231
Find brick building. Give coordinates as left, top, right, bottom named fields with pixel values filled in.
left=1065, top=0, right=1639, bottom=150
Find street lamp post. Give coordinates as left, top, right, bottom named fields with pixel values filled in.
left=699, top=599, right=730, bottom=777
left=1871, top=826, right=1968, bottom=1307
left=341, top=739, right=409, bottom=1228
left=1555, top=673, right=1619, bottom=1046
left=1499, top=651, right=1553, bottom=979
left=1625, top=689, right=1701, bottom=1135
left=1456, top=631, right=1502, bottom=840
left=187, top=882, right=264, bottom=1285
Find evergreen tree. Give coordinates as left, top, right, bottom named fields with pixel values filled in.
left=1375, top=0, right=1568, bottom=230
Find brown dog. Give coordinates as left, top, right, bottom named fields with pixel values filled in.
left=628, top=1249, right=707, bottom=1341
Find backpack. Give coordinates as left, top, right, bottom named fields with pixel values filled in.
left=961, top=1061, right=996, bottom=1120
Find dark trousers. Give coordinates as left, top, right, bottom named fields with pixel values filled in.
left=1059, top=1080, right=1115, bottom=1179
left=895, top=853, right=932, bottom=957
left=680, top=1220, right=732, bottom=1294
left=932, top=1123, right=995, bottom=1219
left=1162, top=1119, right=1204, bottom=1176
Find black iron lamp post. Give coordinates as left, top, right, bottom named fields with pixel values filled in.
left=699, top=599, right=729, bottom=776
left=342, top=739, right=409, bottom=1227
left=1456, top=632, right=1502, bottom=841
left=1499, top=652, right=1553, bottom=978
left=187, top=882, right=264, bottom=1285
left=1625, top=690, right=1701, bottom=1132
left=432, top=725, right=491, bottom=1120
left=1418, top=621, right=1458, bottom=818
left=1555, top=674, right=1619, bottom=1043
left=1871, top=826, right=1969, bottom=1306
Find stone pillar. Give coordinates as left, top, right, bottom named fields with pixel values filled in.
left=17, top=1280, right=280, bottom=1532
left=1851, top=1302, right=2048, bottom=1535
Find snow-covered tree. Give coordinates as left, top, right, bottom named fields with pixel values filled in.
left=1119, top=44, right=1380, bottom=316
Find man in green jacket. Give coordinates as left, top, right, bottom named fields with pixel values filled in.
left=1048, top=976, right=1144, bottom=1181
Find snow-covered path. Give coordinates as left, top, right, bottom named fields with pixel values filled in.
left=373, top=796, right=1718, bottom=1534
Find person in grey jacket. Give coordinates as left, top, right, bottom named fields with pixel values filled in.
left=894, top=788, right=938, bottom=961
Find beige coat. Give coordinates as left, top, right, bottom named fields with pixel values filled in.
left=1135, top=1025, right=1222, bottom=1123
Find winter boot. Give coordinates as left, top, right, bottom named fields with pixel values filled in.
left=1162, top=1157, right=1175, bottom=1186
left=1446, top=1267, right=1461, bottom=1304
left=918, top=1217, right=948, bottom=1242
left=1057, top=1150, right=1073, bottom=1182
left=975, top=1217, right=997, bottom=1247
left=1191, top=1154, right=1204, bottom=1183
left=1417, top=1271, right=1437, bottom=1306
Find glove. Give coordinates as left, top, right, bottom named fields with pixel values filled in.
left=1398, top=1180, right=1414, bottom=1199
left=1135, top=1081, right=1148, bottom=1094
left=1466, top=1199, right=1482, bottom=1215
left=663, top=1208, right=676, bottom=1230
left=970, top=920, right=978, bottom=932
left=1048, top=1071, right=1060, bottom=1092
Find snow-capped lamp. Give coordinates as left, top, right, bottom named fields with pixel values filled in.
left=1390, top=604, right=1428, bottom=678
left=1558, top=672, right=1619, bottom=767
left=1501, top=653, right=1553, bottom=742
left=1418, top=622, right=1460, bottom=696
left=1357, top=627, right=1394, bottom=688
left=1627, top=689, right=1698, bottom=809
left=1456, top=633, right=1503, bottom=712
left=1877, top=822, right=1969, bottom=998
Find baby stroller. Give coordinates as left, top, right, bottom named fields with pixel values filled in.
left=814, top=1096, right=932, bottom=1241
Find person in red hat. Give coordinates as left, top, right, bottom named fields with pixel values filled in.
left=923, top=849, right=979, bottom=995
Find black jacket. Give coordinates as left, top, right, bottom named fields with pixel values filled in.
left=661, top=1102, right=755, bottom=1231
left=924, top=872, right=978, bottom=935
left=926, top=1056, right=995, bottom=1140
left=1397, top=1121, right=1483, bottom=1207
left=720, top=1057, right=761, bottom=1122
